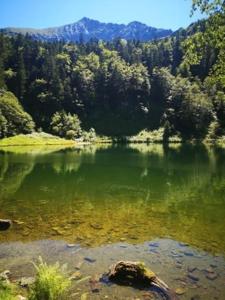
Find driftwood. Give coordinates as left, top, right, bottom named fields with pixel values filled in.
left=108, top=261, right=178, bottom=300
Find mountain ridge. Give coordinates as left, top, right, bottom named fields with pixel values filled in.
left=0, top=17, right=173, bottom=42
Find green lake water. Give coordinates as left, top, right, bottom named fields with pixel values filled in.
left=0, top=144, right=225, bottom=299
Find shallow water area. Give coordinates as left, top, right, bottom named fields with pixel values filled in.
left=0, top=144, right=225, bottom=299
left=0, top=239, right=225, bottom=299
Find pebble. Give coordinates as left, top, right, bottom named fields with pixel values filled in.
left=175, top=287, right=186, bottom=295
left=205, top=267, right=214, bottom=273
left=149, top=242, right=159, bottom=247
left=188, top=266, right=197, bottom=273
left=75, top=261, right=83, bottom=270
left=52, top=227, right=63, bottom=235
left=171, top=250, right=183, bottom=257
left=183, top=251, right=194, bottom=257
left=120, top=238, right=126, bottom=242
left=90, top=223, right=103, bottom=230
left=70, top=271, right=82, bottom=280
left=84, top=257, right=96, bottom=263
left=206, top=272, right=218, bottom=280
left=67, top=244, right=77, bottom=248
left=149, top=249, right=158, bottom=254
left=188, top=273, right=199, bottom=282
left=179, top=242, right=189, bottom=247
left=89, top=275, right=100, bottom=293
left=175, top=263, right=182, bottom=269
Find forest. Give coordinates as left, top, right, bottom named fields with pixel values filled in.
left=0, top=0, right=224, bottom=141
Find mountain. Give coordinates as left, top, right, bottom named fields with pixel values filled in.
left=0, top=17, right=173, bottom=42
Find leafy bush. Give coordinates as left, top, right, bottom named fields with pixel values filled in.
left=28, top=257, right=71, bottom=300
left=50, top=111, right=82, bottom=139
left=0, top=90, right=35, bottom=138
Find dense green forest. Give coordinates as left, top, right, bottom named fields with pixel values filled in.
left=0, top=0, right=224, bottom=141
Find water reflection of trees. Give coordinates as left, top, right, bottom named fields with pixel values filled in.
left=0, top=144, right=225, bottom=253
left=1, top=144, right=225, bottom=203
left=0, top=153, right=34, bottom=200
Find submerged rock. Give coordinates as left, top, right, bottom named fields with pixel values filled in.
left=0, top=270, right=11, bottom=282
left=188, top=266, right=197, bottom=273
left=175, top=287, right=186, bottom=295
left=89, top=275, right=101, bottom=293
left=19, top=277, right=35, bottom=288
left=0, top=219, right=12, bottom=231
left=90, top=223, right=103, bottom=230
left=70, top=271, right=82, bottom=280
left=149, top=242, right=159, bottom=248
left=188, top=273, right=199, bottom=282
left=67, top=244, right=77, bottom=248
left=107, top=261, right=178, bottom=299
left=206, top=272, right=218, bottom=280
left=84, top=257, right=96, bottom=263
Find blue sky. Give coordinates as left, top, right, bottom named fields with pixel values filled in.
left=0, top=0, right=204, bottom=30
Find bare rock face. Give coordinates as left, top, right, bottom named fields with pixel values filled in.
left=108, top=261, right=178, bottom=300
left=0, top=219, right=12, bottom=231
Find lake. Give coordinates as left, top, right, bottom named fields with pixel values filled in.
left=0, top=144, right=225, bottom=299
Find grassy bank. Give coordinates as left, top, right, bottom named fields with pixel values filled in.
left=0, top=132, right=75, bottom=147
left=1, top=131, right=225, bottom=148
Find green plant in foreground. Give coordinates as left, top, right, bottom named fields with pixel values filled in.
left=0, top=280, right=16, bottom=300
left=28, top=257, right=71, bottom=300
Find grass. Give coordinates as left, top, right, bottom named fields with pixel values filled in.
left=0, top=280, right=17, bottom=300
left=28, top=257, right=71, bottom=300
left=0, top=132, right=75, bottom=147
left=0, top=258, right=71, bottom=300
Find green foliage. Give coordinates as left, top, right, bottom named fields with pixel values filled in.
left=192, top=0, right=224, bottom=14
left=0, top=280, right=17, bottom=300
left=183, top=1, right=225, bottom=88
left=0, top=90, right=35, bottom=138
left=51, top=111, right=82, bottom=139
left=0, top=11, right=224, bottom=139
left=82, top=128, right=96, bottom=142
left=165, top=77, right=213, bottom=139
left=28, top=257, right=71, bottom=300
